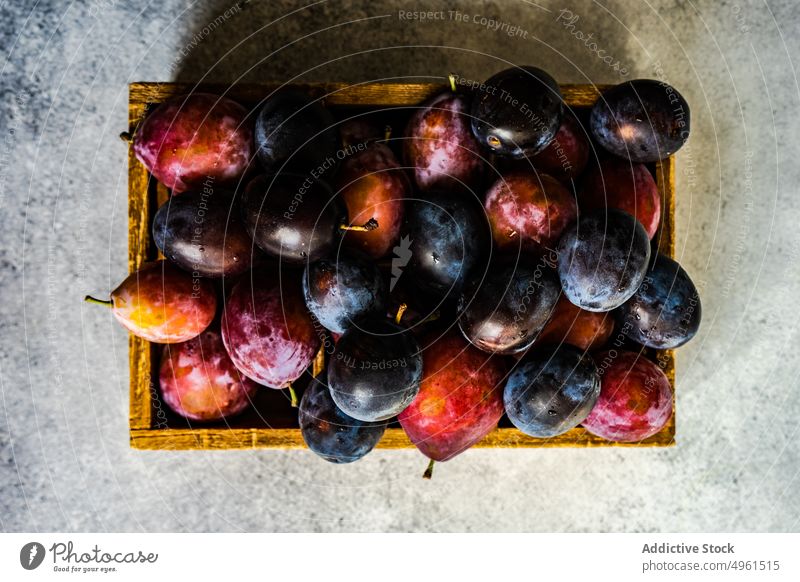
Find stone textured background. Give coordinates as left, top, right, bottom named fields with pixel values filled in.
left=1, top=0, right=798, bottom=531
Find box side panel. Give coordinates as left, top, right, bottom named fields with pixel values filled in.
left=130, top=426, right=674, bottom=450
left=128, top=82, right=610, bottom=108
left=128, top=97, right=153, bottom=431
left=651, top=155, right=677, bottom=444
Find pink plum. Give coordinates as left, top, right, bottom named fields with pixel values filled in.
left=583, top=350, right=673, bottom=442
left=404, top=91, right=484, bottom=192
left=484, top=170, right=577, bottom=252
left=398, top=331, right=507, bottom=464
left=336, top=142, right=408, bottom=259
left=221, top=271, right=321, bottom=389
left=159, top=327, right=258, bottom=421
left=133, top=93, right=254, bottom=193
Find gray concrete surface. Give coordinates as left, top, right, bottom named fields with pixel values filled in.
left=1, top=0, right=799, bottom=532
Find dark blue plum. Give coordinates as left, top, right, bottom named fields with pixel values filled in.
left=504, top=345, right=600, bottom=438
left=590, top=79, right=690, bottom=163
left=616, top=254, right=701, bottom=349
left=557, top=209, right=651, bottom=312
left=328, top=318, right=423, bottom=422
left=299, top=379, right=386, bottom=464
left=153, top=188, right=253, bottom=277
left=240, top=173, right=346, bottom=264
left=471, top=66, right=563, bottom=159
left=303, top=252, right=387, bottom=334
left=458, top=262, right=560, bottom=354
left=401, top=190, right=490, bottom=301
left=254, top=89, right=340, bottom=175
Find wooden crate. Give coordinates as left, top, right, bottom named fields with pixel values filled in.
left=127, top=82, right=676, bottom=450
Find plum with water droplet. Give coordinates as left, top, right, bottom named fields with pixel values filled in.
left=159, top=326, right=258, bottom=421
left=590, top=79, right=690, bottom=162
left=484, top=170, right=577, bottom=253
left=404, top=91, right=484, bottom=192
left=254, top=89, right=339, bottom=175
left=302, top=252, right=387, bottom=334
left=583, top=350, right=673, bottom=442
left=401, top=190, right=491, bottom=301
left=240, top=173, right=346, bottom=264
left=504, top=344, right=600, bottom=437
left=557, top=209, right=650, bottom=312
left=471, top=66, right=563, bottom=159
left=458, top=262, right=560, bottom=354
left=221, top=270, right=321, bottom=389
left=580, top=158, right=661, bottom=238
left=132, top=93, right=254, bottom=193
left=299, top=378, right=386, bottom=464
left=153, top=188, right=253, bottom=277
left=87, top=260, right=216, bottom=343
left=398, top=331, right=507, bottom=462
left=328, top=317, right=423, bottom=422
left=616, top=254, right=701, bottom=349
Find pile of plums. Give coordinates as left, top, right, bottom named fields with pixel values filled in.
left=88, top=67, right=700, bottom=475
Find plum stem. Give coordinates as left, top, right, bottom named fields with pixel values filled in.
left=448, top=73, right=457, bottom=92
left=395, top=303, right=407, bottom=325
left=421, top=310, right=441, bottom=324
left=119, top=131, right=132, bottom=143
left=383, top=125, right=392, bottom=142
left=84, top=295, right=112, bottom=308
left=340, top=217, right=378, bottom=232
left=423, top=458, right=435, bottom=480
left=287, top=384, right=298, bottom=408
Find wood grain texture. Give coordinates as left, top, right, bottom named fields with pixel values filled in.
left=128, top=82, right=676, bottom=450
left=127, top=97, right=153, bottom=431
left=130, top=425, right=673, bottom=450
left=128, top=82, right=611, bottom=109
